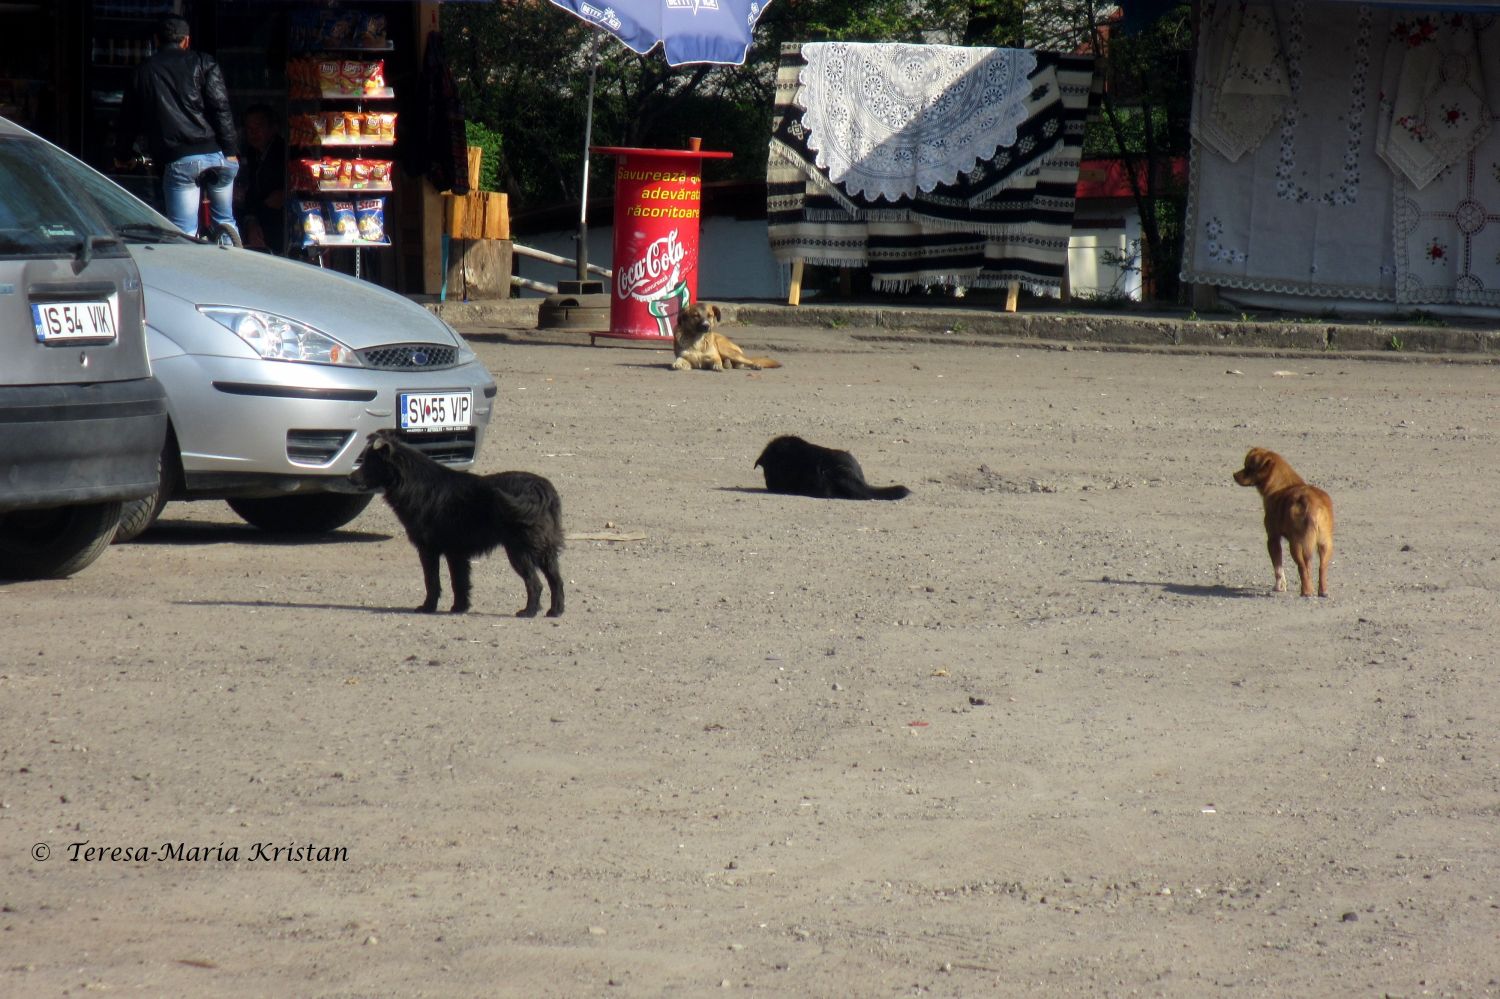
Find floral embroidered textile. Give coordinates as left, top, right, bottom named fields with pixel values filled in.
left=1377, top=13, right=1491, bottom=190
left=1196, top=0, right=1292, bottom=163
left=1392, top=109, right=1500, bottom=306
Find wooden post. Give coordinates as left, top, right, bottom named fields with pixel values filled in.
left=1005, top=280, right=1020, bottom=313
left=788, top=259, right=804, bottom=306
left=465, top=146, right=483, bottom=191
left=418, top=2, right=444, bottom=295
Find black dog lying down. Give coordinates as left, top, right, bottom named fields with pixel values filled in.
left=753, top=435, right=910, bottom=501
left=350, top=429, right=565, bottom=616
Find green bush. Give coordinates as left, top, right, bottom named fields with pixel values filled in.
left=464, top=120, right=502, bottom=193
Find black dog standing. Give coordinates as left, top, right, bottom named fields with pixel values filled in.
left=350, top=429, right=565, bottom=616
left=754, top=435, right=910, bottom=500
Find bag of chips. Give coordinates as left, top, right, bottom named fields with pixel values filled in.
left=317, top=60, right=342, bottom=95
left=355, top=198, right=386, bottom=243
left=360, top=14, right=388, bottom=48
left=329, top=200, right=357, bottom=240
left=296, top=200, right=326, bottom=244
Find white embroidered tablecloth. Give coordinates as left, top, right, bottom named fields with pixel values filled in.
left=1184, top=0, right=1399, bottom=302
left=1377, top=12, right=1491, bottom=191
left=1195, top=0, right=1291, bottom=163
left=767, top=44, right=1096, bottom=293
left=796, top=41, right=1038, bottom=203
left=1185, top=1, right=1500, bottom=309
left=1393, top=109, right=1500, bottom=306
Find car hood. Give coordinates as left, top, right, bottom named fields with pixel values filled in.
left=129, top=244, right=462, bottom=350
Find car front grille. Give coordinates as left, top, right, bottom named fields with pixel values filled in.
left=287, top=430, right=355, bottom=466
left=397, top=428, right=477, bottom=464
left=359, top=343, right=461, bottom=371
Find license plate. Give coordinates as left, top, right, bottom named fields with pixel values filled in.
left=32, top=299, right=118, bottom=344
left=398, top=390, right=472, bottom=432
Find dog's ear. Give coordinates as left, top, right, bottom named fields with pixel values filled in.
left=370, top=432, right=392, bottom=452
left=710, top=304, right=721, bottom=322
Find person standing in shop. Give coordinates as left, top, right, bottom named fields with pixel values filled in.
left=233, top=104, right=287, bottom=253
left=114, top=14, right=240, bottom=243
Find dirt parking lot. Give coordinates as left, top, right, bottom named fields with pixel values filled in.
left=3, top=321, right=1498, bottom=997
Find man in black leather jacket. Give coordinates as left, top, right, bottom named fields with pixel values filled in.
left=114, top=15, right=241, bottom=243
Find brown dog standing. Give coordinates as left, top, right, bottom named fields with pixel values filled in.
left=1233, top=447, right=1334, bottom=597
left=671, top=302, right=781, bottom=371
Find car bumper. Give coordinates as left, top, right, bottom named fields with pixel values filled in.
left=0, top=378, right=168, bottom=511
left=152, top=352, right=497, bottom=492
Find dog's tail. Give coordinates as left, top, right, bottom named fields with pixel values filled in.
left=839, top=475, right=910, bottom=500
left=746, top=357, right=782, bottom=369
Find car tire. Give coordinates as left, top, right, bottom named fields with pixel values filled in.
left=114, top=432, right=182, bottom=543
left=226, top=493, right=374, bottom=534
left=114, top=489, right=168, bottom=544
left=0, top=502, right=124, bottom=580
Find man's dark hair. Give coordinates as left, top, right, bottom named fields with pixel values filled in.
left=157, top=15, right=190, bottom=44
left=243, top=103, right=277, bottom=124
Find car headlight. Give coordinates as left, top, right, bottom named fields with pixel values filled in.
left=440, top=319, right=478, bottom=365
left=198, top=306, right=363, bottom=366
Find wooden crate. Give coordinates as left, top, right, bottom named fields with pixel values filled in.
left=443, top=146, right=509, bottom=239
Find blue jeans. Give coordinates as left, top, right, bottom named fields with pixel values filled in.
left=161, top=152, right=239, bottom=237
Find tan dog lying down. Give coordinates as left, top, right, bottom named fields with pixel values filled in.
left=671, top=303, right=781, bottom=371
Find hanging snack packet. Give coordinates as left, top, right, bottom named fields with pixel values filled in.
left=329, top=200, right=358, bottom=240
left=296, top=200, right=326, bottom=243
left=358, top=13, right=387, bottom=49
left=317, top=60, right=342, bottom=95
left=361, top=59, right=387, bottom=95
left=293, top=158, right=322, bottom=192
left=355, top=197, right=386, bottom=243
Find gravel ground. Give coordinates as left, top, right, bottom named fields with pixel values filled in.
left=3, top=321, right=1498, bottom=997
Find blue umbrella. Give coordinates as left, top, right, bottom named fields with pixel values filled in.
left=546, top=0, right=772, bottom=67
left=542, top=0, right=776, bottom=286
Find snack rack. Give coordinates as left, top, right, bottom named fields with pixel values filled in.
left=286, top=10, right=395, bottom=279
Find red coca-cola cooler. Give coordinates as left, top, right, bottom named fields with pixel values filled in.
left=590, top=144, right=733, bottom=342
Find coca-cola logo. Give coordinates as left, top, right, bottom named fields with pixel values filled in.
left=617, top=230, right=685, bottom=302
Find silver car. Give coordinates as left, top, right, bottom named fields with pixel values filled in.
left=1, top=117, right=167, bottom=578
left=73, top=176, right=498, bottom=538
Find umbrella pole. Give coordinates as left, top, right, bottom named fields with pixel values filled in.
left=577, top=31, right=601, bottom=284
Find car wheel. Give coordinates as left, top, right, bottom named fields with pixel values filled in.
left=0, top=502, right=124, bottom=579
left=114, top=431, right=182, bottom=543
left=226, top=493, right=375, bottom=533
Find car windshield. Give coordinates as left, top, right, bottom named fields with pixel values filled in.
left=0, top=134, right=129, bottom=258
left=40, top=142, right=193, bottom=244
